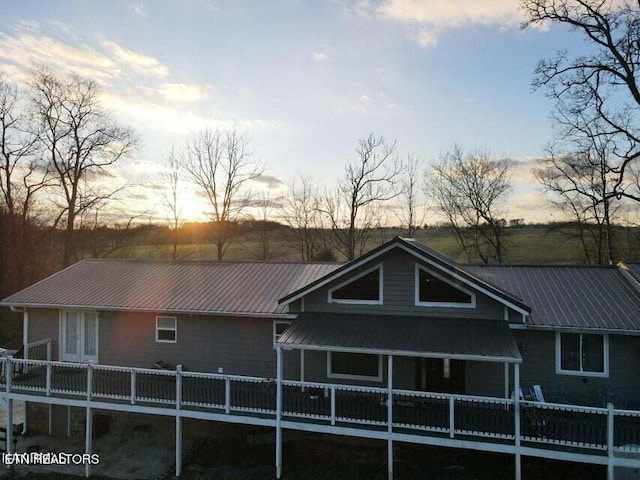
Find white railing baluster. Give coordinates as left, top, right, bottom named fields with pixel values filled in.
left=449, top=396, right=455, bottom=438
left=225, top=377, right=231, bottom=414
left=331, top=386, right=336, bottom=425
left=130, top=369, right=136, bottom=404
left=176, top=365, right=182, bottom=410
left=46, top=362, right=51, bottom=396
left=87, top=363, right=93, bottom=401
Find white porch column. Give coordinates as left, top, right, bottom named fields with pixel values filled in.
left=504, top=362, right=509, bottom=399
left=85, top=406, right=92, bottom=478
left=275, top=346, right=283, bottom=479
left=176, top=364, right=183, bottom=477
left=387, top=355, right=393, bottom=480
left=22, top=309, right=28, bottom=435
left=514, top=362, right=521, bottom=480
left=6, top=356, right=13, bottom=456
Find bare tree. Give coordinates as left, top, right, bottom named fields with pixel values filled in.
left=394, top=155, right=425, bottom=237
left=0, top=73, right=55, bottom=292
left=427, top=146, right=511, bottom=263
left=522, top=0, right=640, bottom=204
left=322, top=133, right=400, bottom=261
left=31, top=67, right=137, bottom=266
left=161, top=147, right=184, bottom=260
left=182, top=127, right=262, bottom=260
left=283, top=175, right=325, bottom=261
left=535, top=113, right=623, bottom=264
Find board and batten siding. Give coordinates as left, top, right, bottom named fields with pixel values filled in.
left=301, top=249, right=506, bottom=320
left=515, top=330, right=640, bottom=407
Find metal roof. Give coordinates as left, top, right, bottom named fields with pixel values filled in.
left=278, top=312, right=522, bottom=362
left=464, top=264, right=640, bottom=331
left=627, top=263, right=640, bottom=283
left=0, top=259, right=339, bottom=316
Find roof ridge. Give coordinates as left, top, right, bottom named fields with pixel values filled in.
left=78, top=257, right=342, bottom=266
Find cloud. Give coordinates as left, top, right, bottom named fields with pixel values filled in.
left=375, top=0, right=522, bottom=47
left=313, top=52, right=328, bottom=62
left=134, top=82, right=212, bottom=102
left=102, top=40, right=169, bottom=78
left=133, top=3, right=146, bottom=15
left=0, top=31, right=120, bottom=82
left=251, top=174, right=285, bottom=190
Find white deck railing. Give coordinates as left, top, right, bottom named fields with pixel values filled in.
left=1, top=357, right=640, bottom=457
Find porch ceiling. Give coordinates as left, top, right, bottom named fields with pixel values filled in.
left=278, top=313, right=522, bottom=363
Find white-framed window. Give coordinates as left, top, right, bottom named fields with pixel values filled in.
left=327, top=351, right=383, bottom=382
left=328, top=264, right=383, bottom=305
left=414, top=264, right=476, bottom=308
left=556, top=332, right=609, bottom=377
left=273, top=320, right=291, bottom=348
left=156, top=316, right=177, bottom=343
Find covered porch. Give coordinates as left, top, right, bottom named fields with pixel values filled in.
left=275, top=312, right=526, bottom=479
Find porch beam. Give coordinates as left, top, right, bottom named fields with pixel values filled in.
left=387, top=355, right=393, bottom=480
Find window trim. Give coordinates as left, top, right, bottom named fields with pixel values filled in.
left=327, top=264, right=383, bottom=305
left=273, top=320, right=292, bottom=349
left=326, top=351, right=383, bottom=382
left=414, top=264, right=476, bottom=308
left=156, top=316, right=177, bottom=343
left=555, top=331, right=609, bottom=378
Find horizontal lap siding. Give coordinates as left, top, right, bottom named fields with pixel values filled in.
left=302, top=249, right=505, bottom=320
left=515, top=330, right=640, bottom=407
left=27, top=308, right=59, bottom=361
left=97, top=312, right=278, bottom=377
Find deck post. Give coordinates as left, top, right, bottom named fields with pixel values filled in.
left=276, top=346, right=283, bottom=479
left=300, top=349, right=305, bottom=384
left=5, top=398, right=13, bottom=455
left=85, top=406, right=92, bottom=478
left=514, top=362, right=521, bottom=480
left=22, top=310, right=28, bottom=435
left=504, top=362, right=509, bottom=399
left=607, top=402, right=615, bottom=480
left=387, top=354, right=393, bottom=480
left=176, top=365, right=183, bottom=476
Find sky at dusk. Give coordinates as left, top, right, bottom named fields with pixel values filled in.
left=0, top=0, right=590, bottom=224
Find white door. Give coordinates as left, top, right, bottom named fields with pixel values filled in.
left=61, top=311, right=98, bottom=363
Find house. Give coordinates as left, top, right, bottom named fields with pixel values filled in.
left=1, top=236, right=640, bottom=480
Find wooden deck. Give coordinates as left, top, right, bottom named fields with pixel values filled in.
left=4, top=357, right=640, bottom=457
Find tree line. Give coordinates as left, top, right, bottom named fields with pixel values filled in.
left=2, top=1, right=640, bottom=309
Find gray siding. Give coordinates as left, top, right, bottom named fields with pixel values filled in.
left=27, top=308, right=60, bottom=361
left=515, top=330, right=640, bottom=407
left=99, top=311, right=278, bottom=377
left=302, top=249, right=506, bottom=320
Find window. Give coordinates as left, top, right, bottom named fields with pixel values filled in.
left=273, top=321, right=291, bottom=348
left=328, top=265, right=383, bottom=305
left=327, top=352, right=382, bottom=381
left=415, top=265, right=475, bottom=307
left=556, top=332, right=608, bottom=377
left=156, top=316, right=177, bottom=343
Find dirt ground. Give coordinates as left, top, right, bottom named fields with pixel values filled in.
left=0, top=424, right=608, bottom=480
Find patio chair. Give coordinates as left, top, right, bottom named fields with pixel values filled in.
left=599, top=385, right=626, bottom=408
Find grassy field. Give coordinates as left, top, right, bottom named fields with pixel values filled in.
left=106, top=225, right=637, bottom=264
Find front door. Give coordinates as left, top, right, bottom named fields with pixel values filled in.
left=416, top=358, right=465, bottom=394
left=60, top=311, right=98, bottom=363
